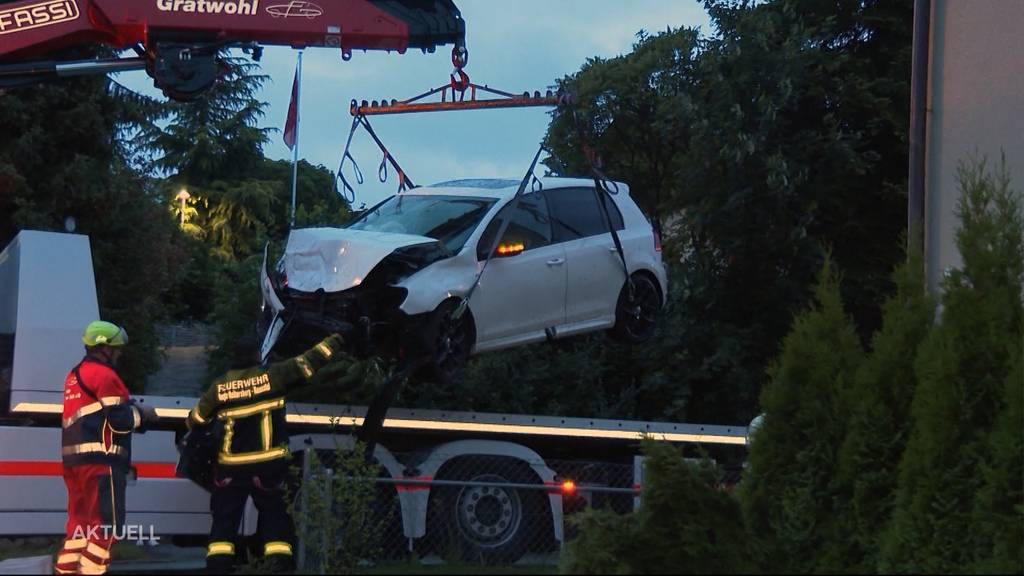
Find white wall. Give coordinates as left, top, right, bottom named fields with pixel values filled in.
left=9, top=231, right=99, bottom=399
left=926, top=0, right=1024, bottom=292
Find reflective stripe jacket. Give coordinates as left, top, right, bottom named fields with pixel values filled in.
left=61, top=356, right=143, bottom=467
left=188, top=337, right=343, bottom=474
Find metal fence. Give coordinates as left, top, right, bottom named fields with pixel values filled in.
left=289, top=448, right=696, bottom=572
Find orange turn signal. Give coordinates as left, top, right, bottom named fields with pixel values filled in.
left=496, top=242, right=525, bottom=256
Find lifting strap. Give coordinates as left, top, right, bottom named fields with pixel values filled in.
left=558, top=94, right=633, bottom=297
left=336, top=112, right=415, bottom=203
left=336, top=115, right=364, bottom=203
left=357, top=356, right=429, bottom=462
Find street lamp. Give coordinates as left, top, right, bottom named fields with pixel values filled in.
left=175, top=188, right=191, bottom=225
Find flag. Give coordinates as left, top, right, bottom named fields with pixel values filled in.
left=283, top=65, right=299, bottom=150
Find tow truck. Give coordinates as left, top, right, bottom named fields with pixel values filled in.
left=0, top=231, right=749, bottom=564
left=0, top=0, right=749, bottom=565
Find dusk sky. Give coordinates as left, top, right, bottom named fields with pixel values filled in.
left=121, top=0, right=711, bottom=208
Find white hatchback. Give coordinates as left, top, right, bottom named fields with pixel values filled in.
left=259, top=177, right=667, bottom=381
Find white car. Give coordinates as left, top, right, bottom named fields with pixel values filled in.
left=259, top=177, right=667, bottom=382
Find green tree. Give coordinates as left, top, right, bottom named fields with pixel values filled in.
left=674, top=0, right=911, bottom=424
left=204, top=253, right=263, bottom=380
left=204, top=178, right=281, bottom=260
left=0, top=71, right=179, bottom=390
left=880, top=158, right=1023, bottom=573
left=289, top=443, right=393, bottom=574
left=255, top=159, right=352, bottom=233
left=142, top=56, right=270, bottom=184
left=561, top=440, right=751, bottom=574
left=544, top=27, right=703, bottom=219
left=537, top=0, right=914, bottom=426
left=828, top=231, right=935, bottom=572
left=970, top=343, right=1023, bottom=574
left=738, top=258, right=864, bottom=573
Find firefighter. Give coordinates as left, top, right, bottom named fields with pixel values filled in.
left=187, top=333, right=349, bottom=573
left=55, top=320, right=158, bottom=576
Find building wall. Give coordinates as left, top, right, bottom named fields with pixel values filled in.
left=926, top=0, right=1024, bottom=291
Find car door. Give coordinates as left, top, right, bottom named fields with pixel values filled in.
left=545, top=187, right=627, bottom=326
left=470, top=192, right=567, bottom=345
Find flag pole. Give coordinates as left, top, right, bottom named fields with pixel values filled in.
left=290, top=50, right=304, bottom=228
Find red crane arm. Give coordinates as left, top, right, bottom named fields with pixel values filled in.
left=0, top=0, right=465, bottom=98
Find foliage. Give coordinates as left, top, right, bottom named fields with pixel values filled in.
left=879, top=158, right=1024, bottom=573
left=532, top=0, right=914, bottom=426
left=543, top=27, right=703, bottom=220
left=290, top=443, right=393, bottom=574
left=0, top=71, right=179, bottom=390
left=139, top=53, right=351, bottom=374
left=970, top=343, right=1024, bottom=574
left=139, top=56, right=271, bottom=184
left=829, top=229, right=934, bottom=572
left=560, top=439, right=750, bottom=574
left=204, top=252, right=263, bottom=380
left=738, top=257, right=864, bottom=573
left=403, top=265, right=709, bottom=423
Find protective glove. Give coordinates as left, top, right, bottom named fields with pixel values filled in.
left=317, top=333, right=347, bottom=359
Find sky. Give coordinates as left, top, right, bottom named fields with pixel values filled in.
left=120, top=0, right=711, bottom=208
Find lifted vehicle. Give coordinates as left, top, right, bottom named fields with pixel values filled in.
left=258, top=177, right=668, bottom=382
left=0, top=230, right=745, bottom=566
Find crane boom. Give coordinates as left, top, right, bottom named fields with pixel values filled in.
left=0, top=0, right=465, bottom=99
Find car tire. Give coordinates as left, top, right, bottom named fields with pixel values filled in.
left=611, top=273, right=662, bottom=344
left=420, top=299, right=474, bottom=385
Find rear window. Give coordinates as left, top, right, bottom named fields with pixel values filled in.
left=545, top=187, right=624, bottom=242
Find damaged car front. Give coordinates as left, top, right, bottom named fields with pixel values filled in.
left=258, top=193, right=499, bottom=366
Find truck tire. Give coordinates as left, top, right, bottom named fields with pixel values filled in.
left=426, top=456, right=548, bottom=565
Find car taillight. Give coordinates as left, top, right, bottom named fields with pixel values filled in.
left=653, top=228, right=662, bottom=252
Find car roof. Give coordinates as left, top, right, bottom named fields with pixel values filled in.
left=409, top=177, right=630, bottom=201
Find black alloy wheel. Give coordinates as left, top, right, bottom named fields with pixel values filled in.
left=425, top=299, right=473, bottom=384
left=612, top=273, right=661, bottom=344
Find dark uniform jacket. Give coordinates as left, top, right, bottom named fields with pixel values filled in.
left=61, top=356, right=145, bottom=467
left=188, top=336, right=343, bottom=476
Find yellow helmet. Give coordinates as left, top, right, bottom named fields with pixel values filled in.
left=82, top=321, right=129, bottom=347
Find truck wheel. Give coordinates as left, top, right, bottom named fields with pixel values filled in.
left=427, top=458, right=547, bottom=565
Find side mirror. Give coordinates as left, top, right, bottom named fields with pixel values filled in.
left=495, top=242, right=525, bottom=257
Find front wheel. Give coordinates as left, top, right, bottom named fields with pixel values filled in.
left=420, top=299, right=474, bottom=385
left=611, top=273, right=662, bottom=344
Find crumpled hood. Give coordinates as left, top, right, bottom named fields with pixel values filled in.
left=284, top=228, right=437, bottom=293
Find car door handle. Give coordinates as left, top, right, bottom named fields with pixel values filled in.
left=546, top=258, right=565, bottom=266
left=608, top=247, right=619, bottom=253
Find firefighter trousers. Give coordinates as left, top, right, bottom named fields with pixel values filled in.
left=206, top=473, right=295, bottom=573
left=55, top=464, right=126, bottom=575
